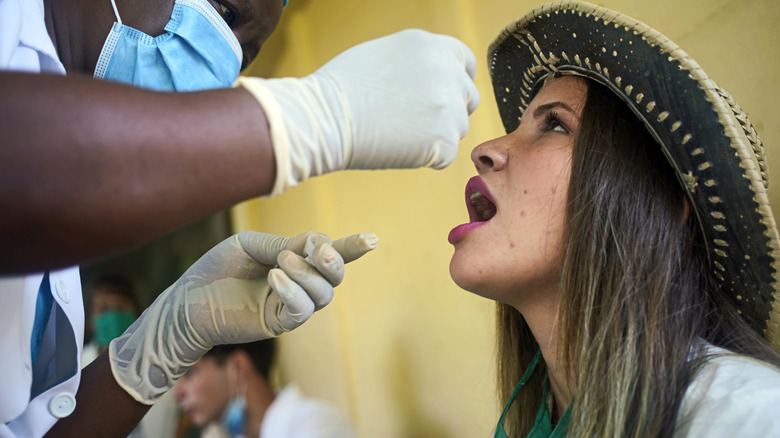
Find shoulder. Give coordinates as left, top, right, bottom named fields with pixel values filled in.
left=262, top=385, right=358, bottom=438
left=270, top=385, right=350, bottom=419
left=676, top=345, right=780, bottom=437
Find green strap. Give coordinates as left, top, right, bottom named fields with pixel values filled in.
left=494, top=349, right=572, bottom=438
left=494, top=350, right=542, bottom=438
left=550, top=407, right=572, bottom=438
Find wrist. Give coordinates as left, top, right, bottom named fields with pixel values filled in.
left=108, top=286, right=208, bottom=404
left=234, top=75, right=350, bottom=197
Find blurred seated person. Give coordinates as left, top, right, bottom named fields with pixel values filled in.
left=82, top=274, right=140, bottom=366
left=82, top=274, right=177, bottom=438
left=174, top=339, right=357, bottom=438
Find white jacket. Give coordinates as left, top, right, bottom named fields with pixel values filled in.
left=1, top=0, right=81, bottom=435
left=0, top=270, right=83, bottom=437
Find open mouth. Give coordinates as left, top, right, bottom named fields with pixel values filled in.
left=466, top=177, right=497, bottom=222
left=449, top=176, right=498, bottom=245
left=469, top=190, right=497, bottom=221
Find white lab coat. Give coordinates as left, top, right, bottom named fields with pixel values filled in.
left=0, top=271, right=83, bottom=437
left=1, top=0, right=81, bottom=436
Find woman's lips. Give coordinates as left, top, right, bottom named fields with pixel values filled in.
left=448, top=176, right=496, bottom=244
left=448, top=221, right=487, bottom=244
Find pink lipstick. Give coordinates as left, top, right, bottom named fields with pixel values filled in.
left=448, top=176, right=497, bottom=244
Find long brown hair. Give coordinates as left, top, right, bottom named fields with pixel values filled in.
left=496, top=79, right=780, bottom=437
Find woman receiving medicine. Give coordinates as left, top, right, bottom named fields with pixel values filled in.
left=448, top=2, right=780, bottom=436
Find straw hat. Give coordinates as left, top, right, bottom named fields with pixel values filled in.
left=488, top=1, right=780, bottom=351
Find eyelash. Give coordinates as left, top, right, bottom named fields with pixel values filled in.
left=218, top=3, right=238, bottom=27
left=542, top=111, right=568, bottom=134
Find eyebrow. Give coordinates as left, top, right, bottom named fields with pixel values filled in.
left=532, top=101, right=578, bottom=119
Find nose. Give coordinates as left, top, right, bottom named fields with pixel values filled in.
left=471, top=137, right=508, bottom=174
left=171, top=380, right=185, bottom=402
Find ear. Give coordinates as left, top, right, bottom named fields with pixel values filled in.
left=680, top=193, right=691, bottom=226
left=229, top=350, right=254, bottom=379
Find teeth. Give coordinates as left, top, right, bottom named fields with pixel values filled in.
left=469, top=190, right=497, bottom=221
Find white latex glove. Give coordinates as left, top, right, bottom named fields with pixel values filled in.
left=109, top=231, right=378, bottom=404
left=235, top=29, right=480, bottom=197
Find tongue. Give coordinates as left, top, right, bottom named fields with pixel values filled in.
left=472, top=198, right=496, bottom=222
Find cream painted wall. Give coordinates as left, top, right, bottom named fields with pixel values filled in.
left=234, top=1, right=780, bottom=436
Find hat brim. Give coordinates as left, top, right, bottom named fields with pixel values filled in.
left=488, top=1, right=780, bottom=351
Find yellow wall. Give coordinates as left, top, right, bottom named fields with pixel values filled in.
left=235, top=1, right=780, bottom=436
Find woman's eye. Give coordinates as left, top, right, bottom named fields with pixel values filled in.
left=542, top=111, right=568, bottom=134
left=218, top=3, right=238, bottom=27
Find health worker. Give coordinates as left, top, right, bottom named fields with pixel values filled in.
left=0, top=0, right=480, bottom=435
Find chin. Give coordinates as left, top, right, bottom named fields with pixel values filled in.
left=189, top=413, right=209, bottom=428
left=449, top=255, right=487, bottom=296
left=450, top=253, right=520, bottom=305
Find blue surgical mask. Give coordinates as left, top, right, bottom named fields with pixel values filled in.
left=221, top=394, right=246, bottom=436
left=220, top=361, right=247, bottom=436
left=94, top=0, right=241, bottom=91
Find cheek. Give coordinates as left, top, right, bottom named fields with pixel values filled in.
left=448, top=195, right=568, bottom=301
left=191, top=375, right=231, bottom=423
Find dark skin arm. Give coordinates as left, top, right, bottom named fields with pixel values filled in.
left=45, top=352, right=150, bottom=437
left=0, top=72, right=275, bottom=274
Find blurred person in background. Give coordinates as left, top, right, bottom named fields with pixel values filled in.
left=174, top=339, right=357, bottom=438
left=82, top=275, right=140, bottom=365
left=82, top=274, right=178, bottom=438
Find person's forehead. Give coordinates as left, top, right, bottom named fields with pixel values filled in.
left=92, top=286, right=134, bottom=305
left=531, top=76, right=588, bottom=108
left=195, top=355, right=221, bottom=371
left=189, top=356, right=223, bottom=381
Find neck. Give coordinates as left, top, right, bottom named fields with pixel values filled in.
left=243, top=376, right=276, bottom=438
left=513, top=293, right=572, bottom=416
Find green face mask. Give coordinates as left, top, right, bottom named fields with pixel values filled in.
left=92, top=309, right=136, bottom=348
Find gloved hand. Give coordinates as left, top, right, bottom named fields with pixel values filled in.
left=235, top=29, right=480, bottom=197
left=109, top=231, right=378, bottom=404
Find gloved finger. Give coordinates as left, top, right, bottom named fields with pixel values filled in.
left=301, top=238, right=345, bottom=286
left=303, top=232, right=333, bottom=259
left=267, top=268, right=316, bottom=332
left=237, top=231, right=330, bottom=265
left=445, top=36, right=479, bottom=115
left=456, top=109, right=470, bottom=142
left=263, top=292, right=284, bottom=336
left=302, top=233, right=345, bottom=286
left=466, top=78, right=480, bottom=115
left=461, top=41, right=477, bottom=81
left=331, top=233, right=380, bottom=263
left=277, top=250, right=335, bottom=310
left=235, top=231, right=297, bottom=265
